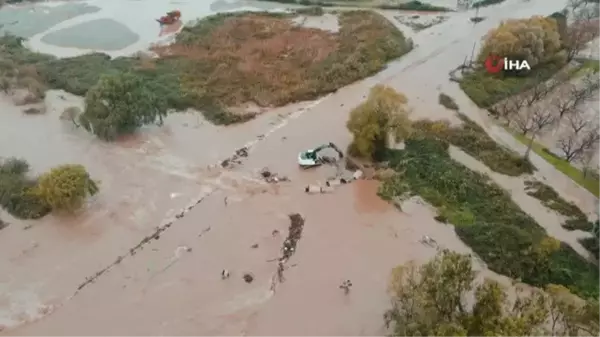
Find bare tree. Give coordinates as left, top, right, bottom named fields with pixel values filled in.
left=523, top=106, right=558, bottom=159
left=566, top=108, right=588, bottom=134
left=493, top=96, right=526, bottom=126
left=549, top=74, right=599, bottom=118
left=514, top=106, right=536, bottom=136
left=557, top=118, right=600, bottom=162
left=565, top=0, right=600, bottom=60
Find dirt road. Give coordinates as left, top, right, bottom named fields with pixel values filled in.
left=1, top=0, right=596, bottom=334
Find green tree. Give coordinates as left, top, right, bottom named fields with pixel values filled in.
left=80, top=72, right=168, bottom=141
left=478, top=16, right=563, bottom=68
left=35, top=164, right=99, bottom=212
left=346, top=85, right=412, bottom=160
left=385, top=249, right=599, bottom=336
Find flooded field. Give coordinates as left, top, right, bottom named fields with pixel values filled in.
left=1, top=0, right=597, bottom=334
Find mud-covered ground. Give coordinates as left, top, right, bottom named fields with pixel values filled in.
left=1, top=0, right=597, bottom=335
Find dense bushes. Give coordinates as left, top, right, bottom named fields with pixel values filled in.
left=412, top=114, right=535, bottom=176
left=80, top=72, right=169, bottom=140
left=477, top=16, right=563, bottom=68
left=0, top=158, right=98, bottom=218
left=36, top=164, right=98, bottom=212
left=387, top=249, right=599, bottom=336
left=0, top=158, right=50, bottom=219
left=379, top=138, right=599, bottom=298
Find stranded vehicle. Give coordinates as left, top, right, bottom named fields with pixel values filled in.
left=298, top=142, right=344, bottom=168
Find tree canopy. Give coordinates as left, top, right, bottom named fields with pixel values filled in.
left=385, top=249, right=599, bottom=336
left=346, top=85, right=412, bottom=160
left=80, top=72, right=168, bottom=141
left=35, top=164, right=99, bottom=212
left=478, top=16, right=563, bottom=68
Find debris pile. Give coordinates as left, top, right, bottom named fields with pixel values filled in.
left=221, top=147, right=249, bottom=168
left=259, top=167, right=290, bottom=183
left=281, top=213, right=304, bottom=261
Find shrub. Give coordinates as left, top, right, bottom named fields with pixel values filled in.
left=35, top=164, right=98, bottom=212
left=438, top=93, right=459, bottom=110
left=346, top=85, right=412, bottom=160
left=80, top=72, right=168, bottom=140
left=0, top=158, right=50, bottom=219
left=380, top=137, right=599, bottom=297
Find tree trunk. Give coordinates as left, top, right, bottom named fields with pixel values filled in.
left=524, top=134, right=536, bottom=159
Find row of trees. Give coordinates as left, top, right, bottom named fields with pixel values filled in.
left=495, top=71, right=599, bottom=166
left=385, top=249, right=599, bottom=336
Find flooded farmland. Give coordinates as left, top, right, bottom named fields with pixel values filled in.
left=1, top=0, right=597, bottom=335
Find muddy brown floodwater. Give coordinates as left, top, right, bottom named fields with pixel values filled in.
left=2, top=0, right=597, bottom=335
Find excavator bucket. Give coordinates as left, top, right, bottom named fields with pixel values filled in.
left=328, top=142, right=344, bottom=159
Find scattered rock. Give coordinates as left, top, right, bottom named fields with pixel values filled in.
left=22, top=106, right=44, bottom=114
left=251, top=243, right=259, bottom=249
left=243, top=273, right=254, bottom=283
left=272, top=229, right=280, bottom=237
left=353, top=170, right=364, bottom=180
left=305, top=185, right=322, bottom=194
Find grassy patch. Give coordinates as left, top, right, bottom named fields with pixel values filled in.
left=438, top=93, right=459, bottom=111
left=510, top=131, right=599, bottom=197
left=379, top=137, right=599, bottom=298
left=0, top=10, right=411, bottom=124
left=569, top=57, right=600, bottom=78
left=459, top=66, right=559, bottom=108
left=412, top=114, right=535, bottom=176
left=524, top=180, right=595, bottom=230
left=0, top=158, right=50, bottom=219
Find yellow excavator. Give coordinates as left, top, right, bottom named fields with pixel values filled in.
left=298, top=142, right=344, bottom=168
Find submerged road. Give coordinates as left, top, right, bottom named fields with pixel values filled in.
left=2, top=0, right=597, bottom=334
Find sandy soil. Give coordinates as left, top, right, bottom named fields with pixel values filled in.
left=1, top=0, right=597, bottom=335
